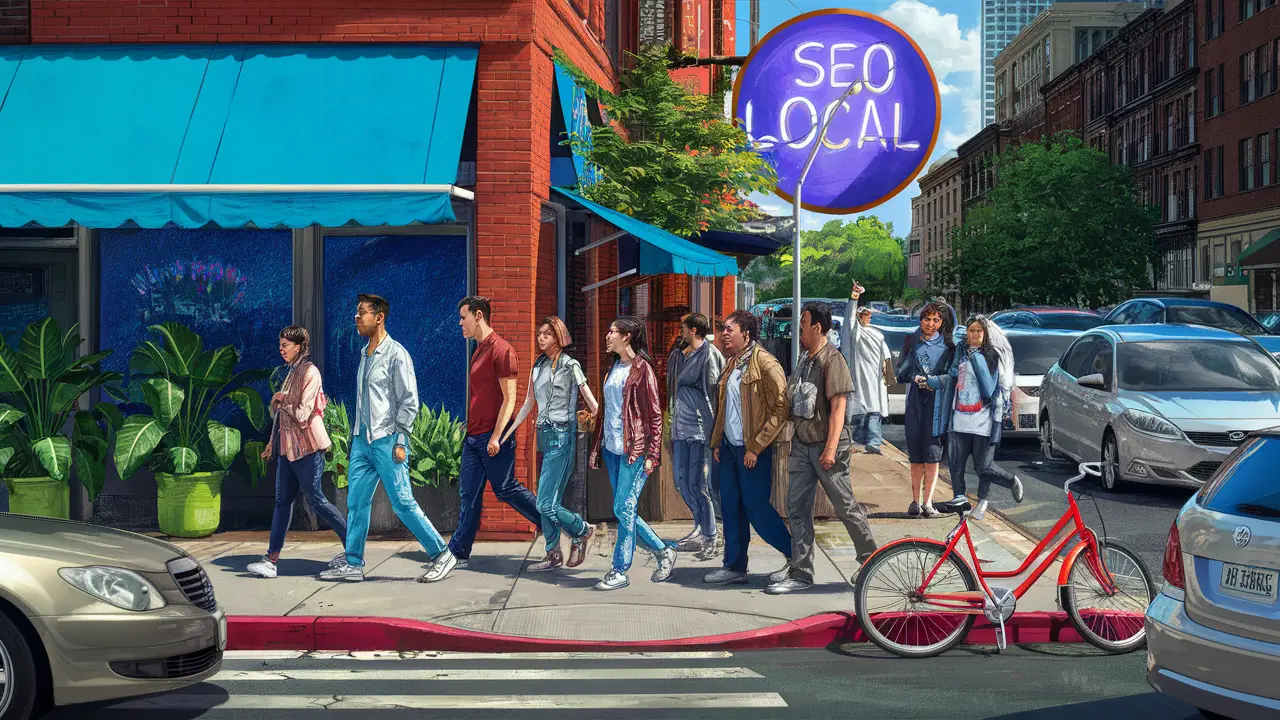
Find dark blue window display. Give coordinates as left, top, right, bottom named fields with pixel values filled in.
left=323, top=234, right=466, bottom=419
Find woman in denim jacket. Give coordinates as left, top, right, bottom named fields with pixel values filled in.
left=895, top=301, right=957, bottom=517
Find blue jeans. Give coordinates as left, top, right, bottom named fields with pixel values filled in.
left=672, top=439, right=716, bottom=538
left=536, top=424, right=588, bottom=552
left=268, top=450, right=347, bottom=556
left=602, top=449, right=667, bottom=573
left=344, top=435, right=446, bottom=568
left=850, top=413, right=884, bottom=452
left=448, top=431, right=541, bottom=560
left=718, top=442, right=791, bottom=573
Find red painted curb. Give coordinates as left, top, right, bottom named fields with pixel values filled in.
left=226, top=612, right=1090, bottom=653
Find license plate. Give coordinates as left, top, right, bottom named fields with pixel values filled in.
left=217, top=613, right=228, bottom=651
left=1220, top=562, right=1279, bottom=604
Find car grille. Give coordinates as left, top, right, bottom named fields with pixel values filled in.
left=167, top=557, right=217, bottom=612
left=1185, top=431, right=1248, bottom=448
left=1186, top=461, right=1223, bottom=482
left=110, top=646, right=221, bottom=679
left=1018, top=414, right=1037, bottom=429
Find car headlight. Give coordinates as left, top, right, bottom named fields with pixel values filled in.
left=1122, top=409, right=1182, bottom=438
left=59, top=566, right=167, bottom=611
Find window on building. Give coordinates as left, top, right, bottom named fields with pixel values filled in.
left=1241, top=137, right=1256, bottom=191
left=1186, top=15, right=1196, bottom=67
left=1186, top=167, right=1196, bottom=218
left=1240, top=0, right=1256, bottom=20
left=1206, top=65, right=1223, bottom=117
left=1242, top=52, right=1258, bottom=104
left=1165, top=103, right=1175, bottom=153
left=1231, top=240, right=1242, bottom=263
left=1205, top=146, right=1225, bottom=199
left=1187, top=90, right=1196, bottom=142
left=1261, top=133, right=1273, bottom=186
left=1206, top=0, right=1225, bottom=39
left=604, top=0, right=621, bottom=67
left=1076, top=29, right=1089, bottom=62
left=1258, top=42, right=1277, bottom=99
left=638, top=0, right=672, bottom=48
left=1201, top=244, right=1211, bottom=282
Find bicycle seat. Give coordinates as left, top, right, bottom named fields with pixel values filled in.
left=935, top=498, right=972, bottom=515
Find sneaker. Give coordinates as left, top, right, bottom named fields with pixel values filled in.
left=1012, top=476, right=1025, bottom=503
left=417, top=550, right=458, bottom=583
left=455, top=558, right=469, bottom=569
left=921, top=503, right=939, bottom=518
left=768, top=562, right=791, bottom=584
left=694, top=534, right=723, bottom=562
left=567, top=526, right=594, bottom=568
left=864, top=447, right=883, bottom=455
left=328, top=552, right=347, bottom=569
left=651, top=546, right=677, bottom=583
left=528, top=548, right=563, bottom=572
left=765, top=577, right=813, bottom=595
left=907, top=501, right=921, bottom=517
left=676, top=525, right=702, bottom=545
left=971, top=499, right=989, bottom=521
left=247, top=558, right=277, bottom=579
left=595, top=569, right=629, bottom=591
left=703, top=568, right=748, bottom=584
left=318, top=563, right=364, bottom=582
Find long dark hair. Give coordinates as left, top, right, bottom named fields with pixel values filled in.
left=919, top=301, right=956, bottom=349
left=611, top=316, right=655, bottom=368
left=962, top=315, right=1000, bottom=372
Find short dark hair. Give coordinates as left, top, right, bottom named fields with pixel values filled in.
left=458, top=295, right=493, bottom=323
left=801, top=302, right=833, bottom=334
left=279, top=325, right=310, bottom=358
left=358, top=294, right=390, bottom=320
left=724, top=310, right=758, bottom=343
left=682, top=312, right=712, bottom=338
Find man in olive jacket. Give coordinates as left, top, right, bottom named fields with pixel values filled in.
left=704, top=310, right=793, bottom=586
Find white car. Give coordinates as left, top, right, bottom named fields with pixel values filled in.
left=1002, top=329, right=1087, bottom=437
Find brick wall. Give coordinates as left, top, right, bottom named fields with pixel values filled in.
left=0, top=0, right=28, bottom=43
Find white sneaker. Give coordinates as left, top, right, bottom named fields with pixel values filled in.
left=328, top=552, right=347, bottom=568
left=971, top=499, right=989, bottom=521
left=651, top=546, right=677, bottom=583
left=1012, top=476, right=1025, bottom=503
left=595, top=569, right=630, bottom=591
left=247, top=559, right=277, bottom=578
left=417, top=550, right=458, bottom=584
left=318, top=563, right=364, bottom=582
left=768, top=561, right=791, bottom=584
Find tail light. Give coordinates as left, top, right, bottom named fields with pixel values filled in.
left=1162, top=521, right=1185, bottom=589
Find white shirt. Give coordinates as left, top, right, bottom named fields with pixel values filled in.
left=952, top=355, right=993, bottom=437
left=724, top=366, right=745, bottom=447
left=604, top=362, right=629, bottom=455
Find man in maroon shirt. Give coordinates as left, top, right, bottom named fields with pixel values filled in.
left=434, top=295, right=541, bottom=576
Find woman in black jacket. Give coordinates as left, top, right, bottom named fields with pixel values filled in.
left=895, top=301, right=957, bottom=517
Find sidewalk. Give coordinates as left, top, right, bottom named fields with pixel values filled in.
left=183, top=442, right=1064, bottom=645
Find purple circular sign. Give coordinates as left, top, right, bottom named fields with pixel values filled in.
left=733, top=9, right=941, bottom=214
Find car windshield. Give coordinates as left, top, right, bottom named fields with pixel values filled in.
left=1117, top=341, right=1280, bottom=391
left=1198, top=437, right=1280, bottom=520
left=1008, top=334, right=1075, bottom=375
left=1166, top=305, right=1269, bottom=335
left=994, top=312, right=1104, bottom=331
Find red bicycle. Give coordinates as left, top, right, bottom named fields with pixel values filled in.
left=853, top=462, right=1156, bottom=658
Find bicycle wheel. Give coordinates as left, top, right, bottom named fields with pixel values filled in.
left=1060, top=539, right=1155, bottom=653
left=854, top=540, right=980, bottom=658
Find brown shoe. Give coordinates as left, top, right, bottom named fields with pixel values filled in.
left=528, top=548, right=564, bottom=572
left=567, top=526, right=594, bottom=568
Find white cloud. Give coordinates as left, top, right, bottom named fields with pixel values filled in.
left=941, top=95, right=982, bottom=150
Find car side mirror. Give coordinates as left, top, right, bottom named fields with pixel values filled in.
left=1076, top=373, right=1107, bottom=390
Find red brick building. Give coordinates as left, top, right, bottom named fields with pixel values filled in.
left=0, top=0, right=744, bottom=535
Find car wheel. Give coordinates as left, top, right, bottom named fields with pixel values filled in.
left=1101, top=431, right=1122, bottom=491
left=1040, top=414, right=1059, bottom=460
left=0, top=610, right=43, bottom=720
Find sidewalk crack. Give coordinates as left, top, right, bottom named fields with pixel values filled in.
left=491, top=535, right=539, bottom=633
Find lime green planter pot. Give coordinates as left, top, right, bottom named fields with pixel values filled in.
left=155, top=471, right=224, bottom=538
left=5, top=477, right=70, bottom=519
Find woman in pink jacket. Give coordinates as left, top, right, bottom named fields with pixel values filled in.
left=248, top=326, right=348, bottom=579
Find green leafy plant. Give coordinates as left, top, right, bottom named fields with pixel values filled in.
left=111, top=322, right=269, bottom=485
left=323, top=402, right=351, bottom=489
left=0, top=318, right=122, bottom=499
left=408, top=405, right=464, bottom=488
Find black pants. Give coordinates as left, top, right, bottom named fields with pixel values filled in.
left=948, top=431, right=1017, bottom=501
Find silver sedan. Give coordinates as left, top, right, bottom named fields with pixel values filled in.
left=1039, top=324, right=1280, bottom=491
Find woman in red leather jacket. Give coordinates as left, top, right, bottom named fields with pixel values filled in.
left=589, top=316, right=678, bottom=591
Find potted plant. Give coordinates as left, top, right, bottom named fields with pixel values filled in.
left=111, top=322, right=268, bottom=538
left=0, top=318, right=121, bottom=518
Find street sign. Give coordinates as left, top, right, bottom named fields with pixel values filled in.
left=732, top=9, right=941, bottom=214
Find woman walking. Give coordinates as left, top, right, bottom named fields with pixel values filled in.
left=502, top=316, right=599, bottom=571
left=248, top=326, right=347, bottom=578
left=895, top=301, right=957, bottom=518
left=936, top=315, right=1025, bottom=520
left=589, top=317, right=678, bottom=591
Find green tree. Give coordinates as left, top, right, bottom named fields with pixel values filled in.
left=754, top=217, right=906, bottom=303
left=554, top=46, right=776, bottom=237
left=932, top=133, right=1157, bottom=308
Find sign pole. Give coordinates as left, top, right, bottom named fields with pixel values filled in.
left=791, top=80, right=863, bottom=364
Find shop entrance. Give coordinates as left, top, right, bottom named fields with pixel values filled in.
left=0, top=231, right=79, bottom=348
left=1254, top=268, right=1277, bottom=313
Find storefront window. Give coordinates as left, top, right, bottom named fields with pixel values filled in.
left=322, top=234, right=467, bottom=417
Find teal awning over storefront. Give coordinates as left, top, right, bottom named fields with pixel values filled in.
left=0, top=44, right=477, bottom=228
left=552, top=187, right=738, bottom=277
left=552, top=62, right=599, bottom=188
left=1238, top=228, right=1280, bottom=266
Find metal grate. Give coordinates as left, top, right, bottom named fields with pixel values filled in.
left=1018, top=413, right=1038, bottom=429
left=1185, top=431, right=1246, bottom=448
left=1017, top=385, right=1040, bottom=397
left=167, top=557, right=217, bottom=613
left=1186, top=461, right=1223, bottom=482
left=110, top=646, right=221, bottom=680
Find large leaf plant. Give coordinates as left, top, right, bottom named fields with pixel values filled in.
left=112, top=322, right=270, bottom=484
left=408, top=405, right=464, bottom=488
left=0, top=318, right=122, bottom=499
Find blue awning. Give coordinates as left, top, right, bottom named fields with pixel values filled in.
left=551, top=62, right=599, bottom=189
left=695, top=229, right=786, bottom=257
left=552, top=187, right=738, bottom=277
left=0, top=45, right=477, bottom=228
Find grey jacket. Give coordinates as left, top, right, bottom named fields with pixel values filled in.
left=352, top=335, right=419, bottom=447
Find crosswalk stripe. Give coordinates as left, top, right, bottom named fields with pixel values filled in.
left=222, top=650, right=735, bottom=661
left=212, top=667, right=763, bottom=681
left=109, top=693, right=789, bottom=710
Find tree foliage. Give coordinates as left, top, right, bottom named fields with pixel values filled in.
left=931, top=133, right=1157, bottom=308
left=553, top=46, right=777, bottom=237
left=748, top=216, right=906, bottom=303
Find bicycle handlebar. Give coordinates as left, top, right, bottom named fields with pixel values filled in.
left=1065, top=462, right=1103, bottom=493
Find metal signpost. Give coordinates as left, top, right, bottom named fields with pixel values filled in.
left=733, top=9, right=942, bottom=363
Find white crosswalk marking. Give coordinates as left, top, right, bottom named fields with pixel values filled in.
left=111, top=693, right=789, bottom=710
left=212, top=667, right=763, bottom=681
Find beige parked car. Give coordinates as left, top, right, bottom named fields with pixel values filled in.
left=0, top=512, right=225, bottom=719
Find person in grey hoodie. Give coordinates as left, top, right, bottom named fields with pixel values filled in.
left=668, top=313, right=726, bottom=560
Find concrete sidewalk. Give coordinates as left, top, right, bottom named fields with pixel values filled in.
left=180, top=443, right=1061, bottom=643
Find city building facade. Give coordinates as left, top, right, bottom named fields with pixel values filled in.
left=983, top=0, right=1055, bottom=126
left=908, top=196, right=925, bottom=289
left=914, top=151, right=964, bottom=301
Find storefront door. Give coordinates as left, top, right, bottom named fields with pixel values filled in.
left=1255, top=269, right=1277, bottom=313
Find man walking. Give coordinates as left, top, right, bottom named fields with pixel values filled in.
left=704, top=311, right=793, bottom=585
left=768, top=302, right=878, bottom=595
left=841, top=282, right=893, bottom=454
left=669, top=313, right=725, bottom=560
left=428, top=295, right=541, bottom=581
left=320, top=294, right=456, bottom=583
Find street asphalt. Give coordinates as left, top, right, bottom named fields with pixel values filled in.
left=881, top=423, right=1191, bottom=573
left=43, top=646, right=1202, bottom=719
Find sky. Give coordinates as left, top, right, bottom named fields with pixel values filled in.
left=733, top=0, right=982, bottom=237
